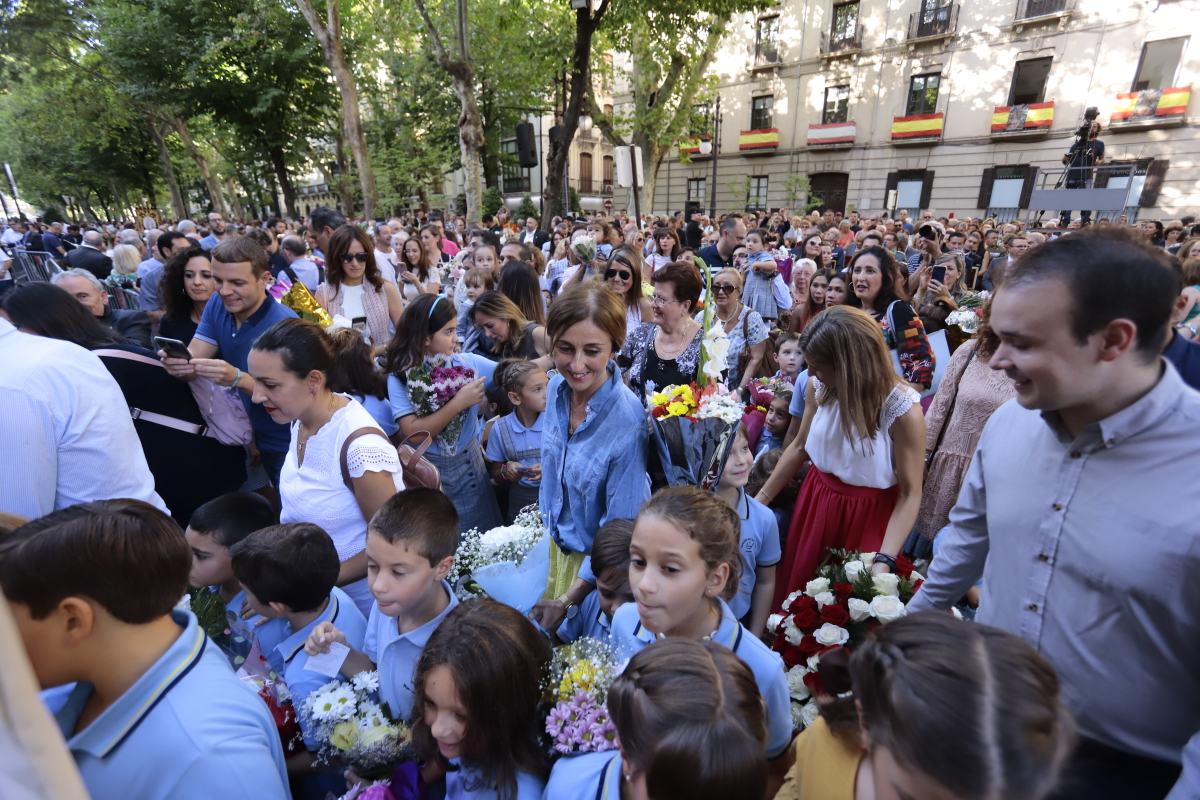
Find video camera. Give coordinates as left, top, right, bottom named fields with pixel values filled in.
left=1074, top=106, right=1100, bottom=140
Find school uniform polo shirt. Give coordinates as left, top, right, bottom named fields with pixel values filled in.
left=267, top=587, right=368, bottom=747
left=446, top=759, right=545, bottom=799
left=193, top=292, right=297, bottom=454
left=55, top=610, right=289, bottom=800
left=484, top=411, right=544, bottom=488
left=611, top=598, right=793, bottom=758
left=555, top=589, right=613, bottom=645
left=363, top=580, right=458, bottom=721
left=728, top=489, right=782, bottom=620
left=544, top=751, right=622, bottom=800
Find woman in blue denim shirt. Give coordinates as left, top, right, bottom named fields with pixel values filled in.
left=530, top=282, right=649, bottom=633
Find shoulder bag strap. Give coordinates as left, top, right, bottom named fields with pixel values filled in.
left=927, top=345, right=976, bottom=464
left=341, top=426, right=386, bottom=489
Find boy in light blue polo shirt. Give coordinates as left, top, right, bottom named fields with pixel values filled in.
left=0, top=499, right=289, bottom=800
left=305, top=488, right=460, bottom=722
left=184, top=491, right=286, bottom=670
left=555, top=519, right=634, bottom=646
left=230, top=523, right=368, bottom=749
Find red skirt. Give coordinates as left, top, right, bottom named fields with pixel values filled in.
left=772, top=467, right=898, bottom=608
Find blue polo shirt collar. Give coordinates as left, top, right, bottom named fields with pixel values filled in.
left=596, top=752, right=623, bottom=799
left=509, top=412, right=544, bottom=435
left=234, top=292, right=278, bottom=332
left=275, top=591, right=343, bottom=667
left=630, top=598, right=743, bottom=651
left=378, top=580, right=458, bottom=652
left=57, top=610, right=206, bottom=759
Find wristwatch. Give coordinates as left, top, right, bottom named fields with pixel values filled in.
left=1177, top=322, right=1199, bottom=338
left=555, top=594, right=576, bottom=613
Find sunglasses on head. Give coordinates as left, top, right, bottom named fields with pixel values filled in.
left=341, top=252, right=370, bottom=264
left=605, top=267, right=633, bottom=281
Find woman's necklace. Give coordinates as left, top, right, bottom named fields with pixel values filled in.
left=657, top=321, right=697, bottom=360
left=297, top=393, right=340, bottom=465
left=715, top=301, right=742, bottom=329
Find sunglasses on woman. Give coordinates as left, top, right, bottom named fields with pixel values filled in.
left=341, top=252, right=370, bottom=264
left=605, top=267, right=633, bottom=281
left=712, top=282, right=738, bottom=295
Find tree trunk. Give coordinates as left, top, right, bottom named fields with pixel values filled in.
left=542, top=2, right=609, bottom=232
left=172, top=117, right=226, bottom=217
left=293, top=0, right=377, bottom=219
left=150, top=118, right=187, bottom=219
left=269, top=146, right=297, bottom=218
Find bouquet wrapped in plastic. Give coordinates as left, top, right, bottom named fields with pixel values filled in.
left=300, top=671, right=415, bottom=783
left=646, top=382, right=742, bottom=491
left=451, top=504, right=549, bottom=614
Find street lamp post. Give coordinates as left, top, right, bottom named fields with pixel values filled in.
left=696, top=96, right=721, bottom=218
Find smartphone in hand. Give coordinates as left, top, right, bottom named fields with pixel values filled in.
left=154, top=336, right=192, bottom=361
left=931, top=265, right=946, bottom=284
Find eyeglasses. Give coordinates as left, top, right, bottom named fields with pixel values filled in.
left=712, top=283, right=738, bottom=295
left=341, top=252, right=370, bottom=264
left=605, top=268, right=632, bottom=281
left=650, top=294, right=677, bottom=307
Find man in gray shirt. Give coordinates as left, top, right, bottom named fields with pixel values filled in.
left=909, top=228, right=1199, bottom=800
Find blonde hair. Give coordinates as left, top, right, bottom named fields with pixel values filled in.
left=714, top=268, right=743, bottom=293
left=800, top=305, right=901, bottom=442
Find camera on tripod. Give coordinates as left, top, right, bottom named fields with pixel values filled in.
left=1074, top=106, right=1100, bottom=140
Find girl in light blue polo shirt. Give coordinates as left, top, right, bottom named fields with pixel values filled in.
left=485, top=360, right=547, bottom=523
left=385, top=293, right=501, bottom=532
left=610, top=486, right=794, bottom=761
left=714, top=425, right=781, bottom=636
left=412, top=599, right=550, bottom=799
left=544, top=639, right=768, bottom=800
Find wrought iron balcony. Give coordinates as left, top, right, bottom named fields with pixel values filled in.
left=1015, top=0, right=1072, bottom=21
left=820, top=28, right=863, bottom=56
left=907, top=3, right=958, bottom=41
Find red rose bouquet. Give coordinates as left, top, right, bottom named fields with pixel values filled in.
left=767, top=549, right=926, bottom=730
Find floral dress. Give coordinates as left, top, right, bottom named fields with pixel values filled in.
left=619, top=321, right=703, bottom=402
left=694, top=305, right=768, bottom=388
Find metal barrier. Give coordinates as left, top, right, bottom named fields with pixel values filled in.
left=9, top=250, right=62, bottom=283
left=1026, top=164, right=1148, bottom=222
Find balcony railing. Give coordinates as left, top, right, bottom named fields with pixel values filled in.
left=907, top=3, right=958, bottom=41
left=1015, top=0, right=1072, bottom=21
left=501, top=175, right=531, bottom=194
left=820, top=28, right=862, bottom=56
left=754, top=45, right=781, bottom=68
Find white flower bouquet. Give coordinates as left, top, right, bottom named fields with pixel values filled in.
left=451, top=504, right=550, bottom=614
left=300, top=671, right=413, bottom=780
left=765, top=550, right=925, bottom=731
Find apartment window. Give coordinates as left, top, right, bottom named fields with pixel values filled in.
left=1008, top=57, right=1052, bottom=105
left=751, top=95, right=774, bottom=130
left=831, top=2, right=859, bottom=47
left=579, top=152, right=593, bottom=194
left=747, top=176, right=769, bottom=211
left=906, top=73, right=941, bottom=115
left=691, top=103, right=711, bottom=136
left=755, top=16, right=780, bottom=65
left=688, top=178, right=707, bottom=204
left=823, top=85, right=850, bottom=124
left=602, top=155, right=614, bottom=187
left=1132, top=38, right=1187, bottom=91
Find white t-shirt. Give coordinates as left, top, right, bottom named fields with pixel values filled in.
left=279, top=397, right=403, bottom=616
left=342, top=283, right=366, bottom=326
left=373, top=249, right=398, bottom=284
left=805, top=380, right=918, bottom=489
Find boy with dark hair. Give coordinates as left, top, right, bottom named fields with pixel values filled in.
left=0, top=500, right=289, bottom=800
left=556, top=519, right=634, bottom=645
left=231, top=523, right=367, bottom=755
left=305, top=488, right=459, bottom=720
left=185, top=491, right=284, bottom=666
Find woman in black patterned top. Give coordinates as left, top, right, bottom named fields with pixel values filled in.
left=618, top=261, right=704, bottom=403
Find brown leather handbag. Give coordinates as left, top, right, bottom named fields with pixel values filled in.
left=340, top=428, right=442, bottom=491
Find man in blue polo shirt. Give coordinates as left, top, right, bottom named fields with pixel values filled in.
left=161, top=236, right=295, bottom=485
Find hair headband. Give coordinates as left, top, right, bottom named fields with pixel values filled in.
left=428, top=295, right=443, bottom=320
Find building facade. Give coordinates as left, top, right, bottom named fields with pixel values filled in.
left=637, top=0, right=1198, bottom=220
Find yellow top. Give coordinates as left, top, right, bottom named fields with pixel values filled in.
left=775, top=716, right=863, bottom=800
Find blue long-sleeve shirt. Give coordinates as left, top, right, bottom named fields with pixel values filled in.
left=539, top=362, right=648, bottom=582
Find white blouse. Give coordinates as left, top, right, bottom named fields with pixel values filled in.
left=805, top=379, right=918, bottom=490
left=279, top=396, right=404, bottom=616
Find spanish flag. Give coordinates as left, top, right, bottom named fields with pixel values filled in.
left=738, top=128, right=780, bottom=150
left=991, top=102, right=1055, bottom=131
left=1112, top=87, right=1191, bottom=121
left=890, top=113, right=944, bottom=140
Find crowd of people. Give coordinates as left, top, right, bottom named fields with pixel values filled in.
left=1, top=200, right=1199, bottom=800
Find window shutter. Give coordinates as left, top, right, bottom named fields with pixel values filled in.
left=884, top=171, right=898, bottom=211
left=976, top=167, right=997, bottom=210
left=1018, top=165, right=1038, bottom=209
left=919, top=170, right=935, bottom=211
left=1139, top=158, right=1169, bottom=208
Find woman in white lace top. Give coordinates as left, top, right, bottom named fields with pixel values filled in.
left=247, top=318, right=403, bottom=616
left=755, top=306, right=925, bottom=604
